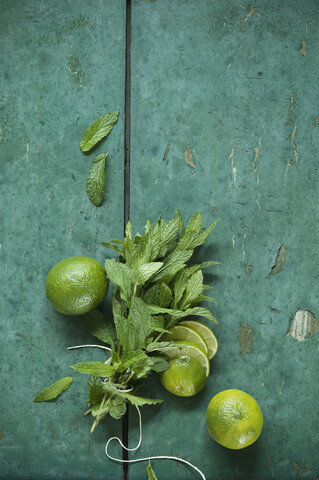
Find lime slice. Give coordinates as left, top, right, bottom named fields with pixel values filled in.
left=163, top=324, right=209, bottom=356
left=165, top=340, right=210, bottom=377
left=179, top=320, right=218, bottom=359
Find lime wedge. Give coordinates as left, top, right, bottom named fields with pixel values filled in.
left=163, top=324, right=209, bottom=356
left=179, top=320, right=218, bottom=359
left=165, top=340, right=210, bottom=377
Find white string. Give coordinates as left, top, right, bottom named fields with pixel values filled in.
left=68, top=344, right=112, bottom=353
left=105, top=405, right=206, bottom=480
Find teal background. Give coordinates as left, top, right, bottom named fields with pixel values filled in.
left=1, top=1, right=319, bottom=479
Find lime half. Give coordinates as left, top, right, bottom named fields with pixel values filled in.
left=179, top=320, right=218, bottom=359
left=165, top=340, right=210, bottom=377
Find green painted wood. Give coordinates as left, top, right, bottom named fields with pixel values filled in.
left=0, top=1, right=126, bottom=479
left=128, top=1, right=319, bottom=479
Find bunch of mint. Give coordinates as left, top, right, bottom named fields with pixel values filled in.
left=34, top=211, right=219, bottom=434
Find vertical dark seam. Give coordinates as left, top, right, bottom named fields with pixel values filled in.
left=122, top=1, right=131, bottom=479
left=124, top=0, right=131, bottom=227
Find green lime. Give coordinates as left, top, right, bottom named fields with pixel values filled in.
left=159, top=356, right=206, bottom=397
left=206, top=389, right=263, bottom=449
left=163, top=324, right=209, bottom=355
left=165, top=340, right=210, bottom=377
left=179, top=320, right=218, bottom=359
left=45, top=256, right=108, bottom=315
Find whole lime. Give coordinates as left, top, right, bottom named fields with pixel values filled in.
left=206, top=389, right=263, bottom=449
left=45, top=256, right=108, bottom=315
left=159, top=356, right=206, bottom=397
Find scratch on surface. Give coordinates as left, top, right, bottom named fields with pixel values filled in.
left=184, top=141, right=196, bottom=169
left=162, top=143, right=170, bottom=164
left=252, top=123, right=265, bottom=186
left=238, top=322, right=254, bottom=354
left=286, top=310, right=319, bottom=341
left=68, top=220, right=75, bottom=239
left=256, top=189, right=261, bottom=210
left=229, top=149, right=238, bottom=189
left=267, top=452, right=274, bottom=478
left=25, top=142, right=30, bottom=163
left=239, top=5, right=262, bottom=23
left=268, top=245, right=287, bottom=276
left=232, top=234, right=235, bottom=247
left=290, top=121, right=298, bottom=165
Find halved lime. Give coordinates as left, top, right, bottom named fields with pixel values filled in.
left=163, top=324, right=209, bottom=356
left=179, top=320, right=218, bottom=359
left=159, top=356, right=206, bottom=397
left=165, top=340, right=210, bottom=377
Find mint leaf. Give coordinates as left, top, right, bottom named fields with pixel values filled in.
left=129, top=297, right=152, bottom=345
left=146, top=341, right=179, bottom=353
left=87, top=376, right=104, bottom=404
left=118, top=350, right=147, bottom=372
left=185, top=306, right=218, bottom=324
left=86, top=153, right=108, bottom=206
left=100, top=241, right=124, bottom=257
left=33, top=377, right=72, bottom=403
left=131, top=354, right=154, bottom=379
left=179, top=270, right=203, bottom=310
left=80, top=110, right=119, bottom=152
left=132, top=262, right=163, bottom=285
left=144, top=283, right=172, bottom=308
left=146, top=462, right=158, bottom=480
left=82, top=309, right=116, bottom=347
left=150, top=356, right=170, bottom=372
left=152, top=250, right=193, bottom=282
left=105, top=260, right=132, bottom=304
left=71, top=362, right=116, bottom=377
left=123, top=392, right=163, bottom=406
left=175, top=208, right=185, bottom=236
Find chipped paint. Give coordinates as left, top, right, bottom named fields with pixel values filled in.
left=0, top=432, right=4, bottom=440
left=300, top=39, right=307, bottom=56
left=268, top=245, right=287, bottom=277
left=291, top=461, right=311, bottom=475
left=286, top=310, right=319, bottom=341
left=245, top=263, right=253, bottom=276
left=238, top=321, right=254, bottom=354
left=67, top=55, right=86, bottom=85
left=229, top=149, right=237, bottom=189
left=313, top=115, right=319, bottom=125
left=184, top=141, right=196, bottom=169
left=239, top=5, right=262, bottom=23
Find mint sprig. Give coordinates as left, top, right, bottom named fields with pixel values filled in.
left=35, top=211, right=219, bottom=431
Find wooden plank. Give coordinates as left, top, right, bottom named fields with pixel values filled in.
left=0, top=1, right=126, bottom=478
left=128, top=1, right=319, bottom=478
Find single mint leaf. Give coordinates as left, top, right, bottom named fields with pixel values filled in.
left=80, top=110, right=119, bottom=152
left=150, top=356, right=170, bottom=372
left=157, top=218, right=180, bottom=258
left=131, top=354, right=154, bottom=379
left=86, top=153, right=108, bottom=207
left=146, top=341, right=179, bottom=353
left=129, top=297, right=152, bottom=345
left=82, top=309, right=116, bottom=347
left=123, top=392, right=163, bottom=406
left=146, top=462, right=158, bottom=480
left=33, top=377, right=72, bottom=403
left=100, top=241, right=124, bottom=258
left=91, top=401, right=109, bottom=419
left=125, top=220, right=133, bottom=240
left=185, top=306, right=218, bottom=324
left=132, top=262, right=163, bottom=285
left=175, top=208, right=185, bottom=236
left=108, top=395, right=127, bottom=420
left=114, top=314, right=133, bottom=352
left=105, top=260, right=132, bottom=304
left=87, top=376, right=104, bottom=404
left=118, top=350, right=146, bottom=372
left=179, top=270, right=203, bottom=310
left=152, top=250, right=193, bottom=282
left=71, top=362, right=116, bottom=377
left=144, top=283, right=172, bottom=308
left=185, top=261, right=220, bottom=278
left=186, top=211, right=203, bottom=234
